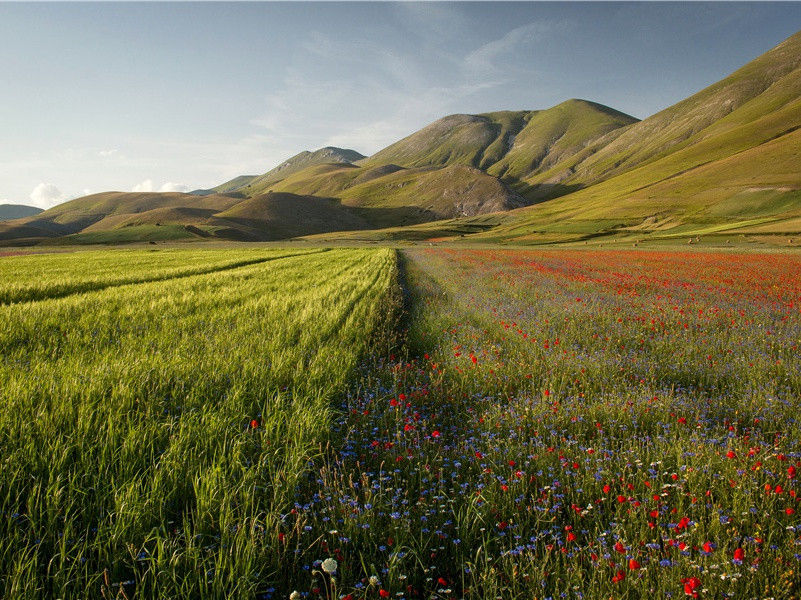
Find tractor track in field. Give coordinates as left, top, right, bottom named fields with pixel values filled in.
left=0, top=248, right=330, bottom=306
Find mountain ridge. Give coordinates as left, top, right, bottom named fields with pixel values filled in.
left=2, top=30, right=800, bottom=245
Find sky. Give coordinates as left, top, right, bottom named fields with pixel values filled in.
left=1, top=2, right=800, bottom=208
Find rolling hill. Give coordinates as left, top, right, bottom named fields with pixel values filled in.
left=462, top=29, right=801, bottom=244
left=0, top=204, right=43, bottom=221
left=2, top=29, right=799, bottom=246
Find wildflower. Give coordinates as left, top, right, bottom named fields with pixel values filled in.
left=612, top=569, right=626, bottom=583
left=733, top=547, right=744, bottom=563
left=681, top=576, right=701, bottom=598
left=379, top=590, right=390, bottom=598
left=250, top=419, right=259, bottom=429
left=321, top=558, right=338, bottom=574
left=431, top=430, right=441, bottom=438
left=628, top=559, right=641, bottom=570
left=289, top=592, right=300, bottom=600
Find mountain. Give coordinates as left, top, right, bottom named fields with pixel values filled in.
left=0, top=190, right=375, bottom=244
left=227, top=147, right=365, bottom=196
left=2, top=30, right=799, bottom=246
left=0, top=204, right=43, bottom=221
left=362, top=101, right=637, bottom=200
left=464, top=30, right=801, bottom=243
left=219, top=101, right=634, bottom=221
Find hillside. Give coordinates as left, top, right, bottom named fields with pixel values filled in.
left=463, top=30, right=801, bottom=244
left=361, top=101, right=637, bottom=200
left=0, top=204, right=43, bottom=221
left=2, top=30, right=799, bottom=246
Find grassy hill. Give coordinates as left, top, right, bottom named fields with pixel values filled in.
left=361, top=102, right=637, bottom=198
left=2, top=30, right=799, bottom=246
left=461, top=30, right=801, bottom=244
left=0, top=204, right=43, bottom=221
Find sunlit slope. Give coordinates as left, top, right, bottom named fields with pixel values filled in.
left=484, top=100, right=637, bottom=194
left=260, top=162, right=525, bottom=225
left=361, top=102, right=636, bottom=183
left=473, top=31, right=801, bottom=241
left=234, top=147, right=365, bottom=196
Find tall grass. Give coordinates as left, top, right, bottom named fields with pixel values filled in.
left=0, top=247, right=323, bottom=304
left=0, top=248, right=399, bottom=599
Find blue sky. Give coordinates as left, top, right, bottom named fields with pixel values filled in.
left=1, top=2, right=800, bottom=208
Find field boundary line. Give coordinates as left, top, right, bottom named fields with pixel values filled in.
left=2, top=248, right=331, bottom=306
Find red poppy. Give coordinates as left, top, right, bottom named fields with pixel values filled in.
left=628, top=559, right=641, bottom=570
left=431, top=430, right=441, bottom=438
left=379, top=590, right=390, bottom=598
left=682, top=576, right=701, bottom=598
left=250, top=419, right=259, bottom=429
left=733, top=547, right=744, bottom=562
left=612, top=569, right=626, bottom=583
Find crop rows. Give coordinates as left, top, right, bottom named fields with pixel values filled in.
left=1, top=246, right=799, bottom=599
left=0, top=247, right=326, bottom=305
left=0, top=248, right=399, bottom=599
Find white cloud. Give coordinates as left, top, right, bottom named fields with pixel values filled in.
left=131, top=179, right=154, bottom=192
left=99, top=149, right=118, bottom=158
left=29, top=183, right=64, bottom=209
left=158, top=182, right=190, bottom=193
left=131, top=180, right=191, bottom=193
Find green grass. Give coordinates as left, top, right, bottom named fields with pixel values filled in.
left=0, top=247, right=400, bottom=599
left=0, top=247, right=321, bottom=304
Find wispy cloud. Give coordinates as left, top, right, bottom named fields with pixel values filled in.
left=463, top=21, right=556, bottom=77
left=249, top=29, right=510, bottom=159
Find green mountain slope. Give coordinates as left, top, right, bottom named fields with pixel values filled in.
left=466, top=30, right=801, bottom=243
left=361, top=102, right=637, bottom=193
left=233, top=147, right=365, bottom=196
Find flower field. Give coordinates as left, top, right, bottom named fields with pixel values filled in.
left=0, top=246, right=799, bottom=599
left=287, top=248, right=801, bottom=600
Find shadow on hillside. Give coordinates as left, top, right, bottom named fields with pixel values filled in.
left=502, top=179, right=585, bottom=205
left=349, top=205, right=440, bottom=229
